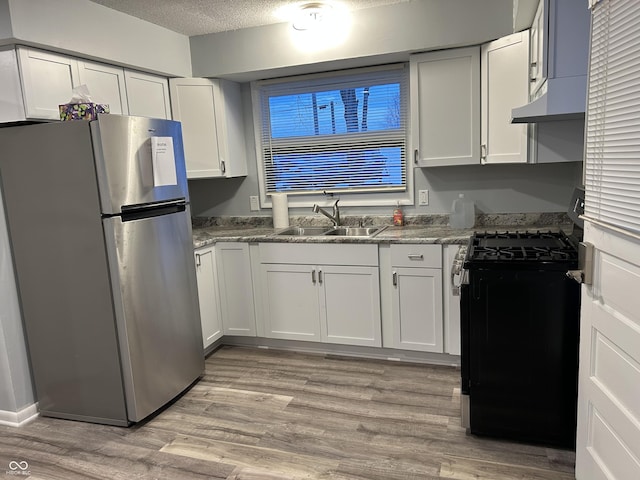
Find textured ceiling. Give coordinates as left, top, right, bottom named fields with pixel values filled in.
left=88, top=0, right=409, bottom=36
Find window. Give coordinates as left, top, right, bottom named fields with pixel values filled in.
left=252, top=65, right=409, bottom=205
left=584, top=0, right=640, bottom=236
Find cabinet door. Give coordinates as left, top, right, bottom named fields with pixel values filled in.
left=194, top=247, right=223, bottom=349
left=0, top=48, right=26, bottom=123
left=481, top=31, right=530, bottom=164
left=391, top=267, right=443, bottom=353
left=260, top=264, right=321, bottom=341
left=529, top=0, right=547, bottom=97
left=17, top=47, right=79, bottom=120
left=410, top=47, right=480, bottom=167
left=169, top=78, right=224, bottom=178
left=124, top=70, right=171, bottom=119
left=320, top=265, right=381, bottom=347
left=217, top=242, right=256, bottom=336
left=77, top=61, right=129, bottom=115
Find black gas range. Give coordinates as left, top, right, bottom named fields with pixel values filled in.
left=460, top=229, right=581, bottom=448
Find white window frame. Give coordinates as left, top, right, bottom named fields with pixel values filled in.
left=251, top=64, right=414, bottom=209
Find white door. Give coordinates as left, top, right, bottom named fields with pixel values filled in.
left=576, top=224, right=640, bottom=479
left=576, top=1, right=640, bottom=478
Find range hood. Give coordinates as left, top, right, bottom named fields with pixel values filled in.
left=511, top=75, right=587, bottom=123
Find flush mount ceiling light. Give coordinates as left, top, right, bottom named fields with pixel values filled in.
left=292, top=2, right=335, bottom=31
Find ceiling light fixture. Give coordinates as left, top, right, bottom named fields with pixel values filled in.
left=292, top=2, right=334, bottom=31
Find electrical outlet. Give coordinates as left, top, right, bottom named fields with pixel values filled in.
left=249, top=195, right=260, bottom=211
left=418, top=190, right=429, bottom=206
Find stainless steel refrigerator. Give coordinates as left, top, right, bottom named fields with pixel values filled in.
left=0, top=115, right=204, bottom=426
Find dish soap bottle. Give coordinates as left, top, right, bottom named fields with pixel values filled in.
left=393, top=202, right=404, bottom=226
left=450, top=194, right=475, bottom=229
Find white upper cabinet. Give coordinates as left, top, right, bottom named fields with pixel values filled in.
left=77, top=60, right=129, bottom=115
left=0, top=48, right=26, bottom=123
left=481, top=31, right=530, bottom=164
left=124, top=70, right=171, bottom=119
left=17, top=47, right=80, bottom=120
left=410, top=47, right=480, bottom=167
left=14, top=46, right=171, bottom=122
left=169, top=78, right=248, bottom=179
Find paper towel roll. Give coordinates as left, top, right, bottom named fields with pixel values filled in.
left=271, top=193, right=289, bottom=229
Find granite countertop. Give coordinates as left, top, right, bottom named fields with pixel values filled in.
left=192, top=213, right=574, bottom=249
left=192, top=224, right=474, bottom=249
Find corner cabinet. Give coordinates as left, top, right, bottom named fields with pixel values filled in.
left=169, top=78, right=248, bottom=179
left=194, top=246, right=223, bottom=349
left=480, top=31, right=530, bottom=164
left=258, top=243, right=381, bottom=347
left=410, top=47, right=480, bottom=167
left=386, top=244, right=444, bottom=353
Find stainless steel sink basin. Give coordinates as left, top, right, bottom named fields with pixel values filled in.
left=273, top=225, right=386, bottom=237
left=323, top=226, right=386, bottom=237
left=274, top=226, right=331, bottom=236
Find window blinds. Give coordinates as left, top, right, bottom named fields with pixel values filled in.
left=584, top=0, right=640, bottom=235
left=254, top=65, right=408, bottom=195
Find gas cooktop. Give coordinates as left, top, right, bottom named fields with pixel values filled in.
left=466, top=231, right=579, bottom=264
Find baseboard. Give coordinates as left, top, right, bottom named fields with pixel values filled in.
left=0, top=403, right=39, bottom=427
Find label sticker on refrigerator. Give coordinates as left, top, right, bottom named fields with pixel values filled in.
left=151, top=136, right=177, bottom=186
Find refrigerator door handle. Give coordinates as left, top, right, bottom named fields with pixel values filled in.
left=120, top=200, right=186, bottom=222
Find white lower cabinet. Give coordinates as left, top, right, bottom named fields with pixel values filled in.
left=259, top=243, right=381, bottom=347
left=194, top=246, right=223, bottom=349
left=260, top=263, right=321, bottom=342
left=216, top=242, right=256, bottom=336
left=385, top=244, right=444, bottom=353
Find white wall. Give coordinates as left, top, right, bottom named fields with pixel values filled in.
left=190, top=0, right=515, bottom=81
left=1, top=0, right=192, bottom=76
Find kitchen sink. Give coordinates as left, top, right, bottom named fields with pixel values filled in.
left=274, top=226, right=332, bottom=236
left=323, top=226, right=386, bottom=237
left=273, top=226, right=386, bottom=237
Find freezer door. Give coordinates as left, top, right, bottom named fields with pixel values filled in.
left=103, top=207, right=204, bottom=422
left=91, top=115, right=189, bottom=215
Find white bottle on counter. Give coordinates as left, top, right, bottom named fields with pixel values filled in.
left=450, top=194, right=475, bottom=229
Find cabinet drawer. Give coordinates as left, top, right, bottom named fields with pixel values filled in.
left=390, top=244, right=441, bottom=268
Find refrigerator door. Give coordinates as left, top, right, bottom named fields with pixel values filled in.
left=103, top=206, right=204, bottom=421
left=91, top=115, right=189, bottom=215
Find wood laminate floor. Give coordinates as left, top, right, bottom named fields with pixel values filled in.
left=0, top=346, right=575, bottom=479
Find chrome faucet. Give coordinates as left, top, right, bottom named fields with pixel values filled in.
left=312, top=199, right=341, bottom=226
